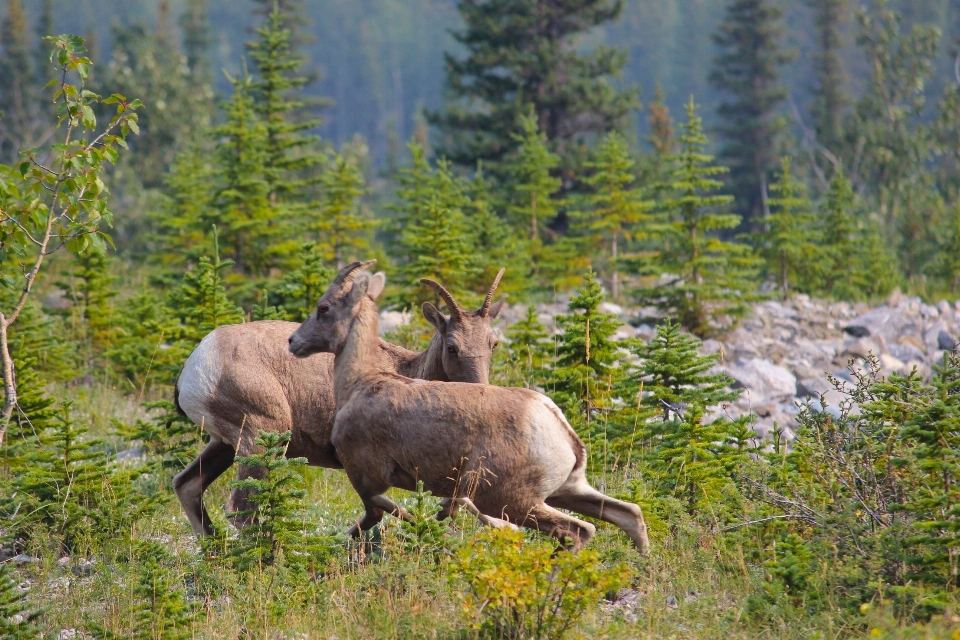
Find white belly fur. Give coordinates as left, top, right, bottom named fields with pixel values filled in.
left=177, top=332, right=224, bottom=441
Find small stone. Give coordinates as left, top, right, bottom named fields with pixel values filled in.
left=11, top=554, right=38, bottom=565
left=842, top=337, right=883, bottom=359
left=939, top=300, right=952, bottom=316
left=665, top=594, right=679, bottom=609
left=57, top=556, right=71, bottom=567
left=73, top=560, right=94, bottom=576
left=880, top=353, right=905, bottom=372
left=938, top=330, right=957, bottom=351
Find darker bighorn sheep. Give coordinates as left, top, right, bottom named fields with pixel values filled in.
left=173, top=267, right=505, bottom=536
left=288, top=261, right=650, bottom=553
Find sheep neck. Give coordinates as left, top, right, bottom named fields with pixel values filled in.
left=333, top=298, right=383, bottom=407
left=409, top=333, right=448, bottom=382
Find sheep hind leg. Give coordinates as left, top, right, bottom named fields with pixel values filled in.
left=227, top=463, right=267, bottom=530
left=173, top=439, right=236, bottom=537
left=437, top=498, right=460, bottom=521
left=453, top=497, right=519, bottom=531
left=546, top=481, right=650, bottom=555
left=522, top=503, right=596, bottom=551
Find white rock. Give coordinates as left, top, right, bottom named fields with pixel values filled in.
left=725, top=358, right=797, bottom=399
left=599, top=301, right=623, bottom=315
left=378, top=310, right=412, bottom=335
left=880, top=353, right=905, bottom=372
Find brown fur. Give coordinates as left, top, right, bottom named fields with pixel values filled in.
left=289, top=264, right=651, bottom=553
left=173, top=265, right=504, bottom=536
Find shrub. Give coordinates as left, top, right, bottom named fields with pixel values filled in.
left=456, top=528, right=629, bottom=640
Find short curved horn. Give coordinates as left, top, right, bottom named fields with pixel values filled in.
left=479, top=268, right=505, bottom=317
left=332, top=259, right=377, bottom=288
left=420, top=277, right=462, bottom=320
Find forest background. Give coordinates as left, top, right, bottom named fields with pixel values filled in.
left=4, top=0, right=960, bottom=638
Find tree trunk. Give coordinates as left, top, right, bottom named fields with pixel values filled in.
left=0, top=314, right=15, bottom=447
left=611, top=234, right=618, bottom=301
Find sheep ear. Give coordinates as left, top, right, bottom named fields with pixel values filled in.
left=367, top=272, right=386, bottom=300
left=422, top=302, right=447, bottom=333
left=487, top=297, right=505, bottom=319
left=348, top=274, right=370, bottom=304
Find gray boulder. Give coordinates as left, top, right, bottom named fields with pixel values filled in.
left=725, top=358, right=797, bottom=399
left=844, top=306, right=910, bottom=342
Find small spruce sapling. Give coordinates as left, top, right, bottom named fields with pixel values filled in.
left=820, top=170, right=863, bottom=300
left=0, top=560, right=41, bottom=639
left=500, top=305, right=552, bottom=388
left=309, top=152, right=372, bottom=268
left=394, top=480, right=454, bottom=561
left=277, top=242, right=335, bottom=321
left=229, top=430, right=331, bottom=573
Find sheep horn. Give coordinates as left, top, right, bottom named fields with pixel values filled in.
left=479, top=268, right=505, bottom=317
left=332, top=259, right=378, bottom=288
left=419, top=277, right=462, bottom=320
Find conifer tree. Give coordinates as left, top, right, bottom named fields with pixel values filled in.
left=0, top=0, right=37, bottom=160
left=179, top=0, right=211, bottom=77
left=463, top=166, right=525, bottom=295
left=710, top=0, right=795, bottom=225
left=309, top=152, right=372, bottom=268
left=820, top=170, right=862, bottom=299
left=641, top=98, right=757, bottom=336
left=0, top=561, right=41, bottom=639
left=247, top=3, right=324, bottom=205
left=548, top=272, right=627, bottom=440
left=277, top=242, right=335, bottom=321
left=506, top=113, right=561, bottom=244
left=385, top=141, right=434, bottom=266
left=55, top=251, right=119, bottom=374
left=899, top=352, right=960, bottom=588
left=108, top=286, right=184, bottom=391
left=927, top=203, right=960, bottom=295
left=152, top=142, right=216, bottom=272
left=33, top=0, right=53, bottom=84
left=505, top=305, right=552, bottom=388
left=428, top=0, right=636, bottom=174
left=168, top=228, right=244, bottom=348
left=808, top=0, right=848, bottom=153
left=630, top=320, right=738, bottom=422
left=229, top=430, right=331, bottom=572
left=211, top=71, right=274, bottom=276
left=858, top=218, right=899, bottom=300
left=755, top=158, right=821, bottom=299
left=647, top=85, right=676, bottom=158
left=576, top=132, right=652, bottom=301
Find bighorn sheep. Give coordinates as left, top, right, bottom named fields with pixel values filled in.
left=173, top=268, right=505, bottom=536
left=288, top=261, right=650, bottom=553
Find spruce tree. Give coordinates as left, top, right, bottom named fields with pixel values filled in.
left=277, top=243, right=335, bottom=321
left=33, top=0, right=53, bottom=85
left=152, top=142, right=216, bottom=272
left=0, top=561, right=41, bottom=639
left=211, top=70, right=274, bottom=276
left=820, top=170, right=862, bottom=299
left=641, top=98, right=757, bottom=336
left=506, top=113, right=562, bottom=244
left=754, top=157, right=821, bottom=299
left=168, top=228, right=244, bottom=348
left=709, top=0, right=795, bottom=226
left=463, top=166, right=525, bottom=295
left=179, top=0, right=211, bottom=77
left=428, top=0, right=637, bottom=174
left=504, top=305, right=552, bottom=388
left=647, top=85, right=676, bottom=158
left=247, top=3, right=324, bottom=205
left=55, top=251, right=119, bottom=375
left=229, top=430, right=331, bottom=572
left=576, top=132, right=653, bottom=301
left=548, top=272, right=628, bottom=442
left=309, top=152, right=372, bottom=268
left=0, top=0, right=36, bottom=161
left=108, top=285, right=185, bottom=391
left=808, top=0, right=848, bottom=153
left=926, top=203, right=960, bottom=296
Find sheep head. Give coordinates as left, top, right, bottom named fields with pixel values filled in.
left=289, top=260, right=385, bottom=358
left=420, top=268, right=506, bottom=385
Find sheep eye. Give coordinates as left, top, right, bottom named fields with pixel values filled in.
left=447, top=345, right=457, bottom=354
left=493, top=341, right=499, bottom=350
left=317, top=304, right=330, bottom=315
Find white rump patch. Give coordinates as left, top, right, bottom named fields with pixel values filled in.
left=526, top=396, right=579, bottom=496
left=178, top=331, right=224, bottom=439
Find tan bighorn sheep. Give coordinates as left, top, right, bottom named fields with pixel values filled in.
left=288, top=261, right=651, bottom=553
left=173, top=267, right=505, bottom=536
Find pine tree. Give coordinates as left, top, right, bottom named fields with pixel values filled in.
left=108, top=285, right=185, bottom=391
left=55, top=251, right=119, bottom=375
left=808, top=0, right=848, bottom=153
left=820, top=170, right=863, bottom=299
left=309, top=152, right=372, bottom=268
left=548, top=272, right=628, bottom=442
left=506, top=113, right=562, bottom=244
left=641, top=98, right=757, bottom=336
left=647, top=85, right=676, bottom=158
left=630, top=320, right=739, bottom=422
left=385, top=141, right=433, bottom=266
left=151, top=142, right=216, bottom=272
left=925, top=202, right=960, bottom=296
left=247, top=3, right=324, bottom=205
left=709, top=0, right=795, bottom=226
left=755, top=157, right=821, bottom=299
left=168, top=228, right=245, bottom=348
left=505, top=305, right=552, bottom=388
left=462, top=166, right=525, bottom=295
left=229, top=430, right=332, bottom=572
left=899, top=352, right=960, bottom=589
left=0, top=0, right=36, bottom=161
left=0, top=561, right=41, bottom=639
left=428, top=0, right=637, bottom=174
left=179, top=0, right=211, bottom=77
left=277, top=243, right=335, bottom=321
left=576, top=132, right=653, bottom=301
left=211, top=70, right=274, bottom=276
left=858, top=218, right=899, bottom=300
